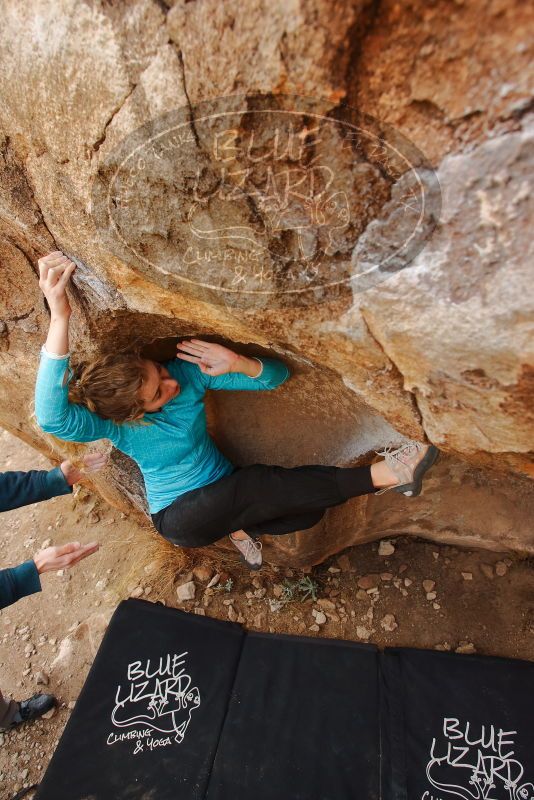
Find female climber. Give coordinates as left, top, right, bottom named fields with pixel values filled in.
left=34, top=251, right=440, bottom=570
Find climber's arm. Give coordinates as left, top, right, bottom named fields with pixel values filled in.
left=35, top=252, right=118, bottom=443
left=202, top=356, right=290, bottom=391
left=39, top=251, right=74, bottom=356
left=175, top=339, right=290, bottom=391
left=35, top=348, right=117, bottom=441
left=0, top=467, right=72, bottom=512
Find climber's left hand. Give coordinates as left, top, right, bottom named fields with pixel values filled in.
left=176, top=339, right=260, bottom=377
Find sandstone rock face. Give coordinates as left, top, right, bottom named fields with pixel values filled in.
left=0, top=0, right=532, bottom=566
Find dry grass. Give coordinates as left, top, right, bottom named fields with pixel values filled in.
left=107, top=523, right=281, bottom=604
left=115, top=524, right=193, bottom=601
left=90, top=509, right=260, bottom=605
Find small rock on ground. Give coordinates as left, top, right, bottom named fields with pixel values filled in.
left=378, top=540, right=395, bottom=557
left=456, top=642, right=476, bottom=654
left=480, top=563, right=494, bottom=579
left=193, top=565, right=213, bottom=582
left=337, top=554, right=352, bottom=572
left=381, top=614, right=398, bottom=632
left=176, top=581, right=196, bottom=602
left=358, top=575, right=380, bottom=590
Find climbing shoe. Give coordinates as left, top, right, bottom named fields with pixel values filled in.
left=375, top=441, right=440, bottom=497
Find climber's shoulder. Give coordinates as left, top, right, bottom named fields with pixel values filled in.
left=164, top=357, right=204, bottom=389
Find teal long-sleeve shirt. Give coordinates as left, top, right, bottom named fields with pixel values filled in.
left=0, top=560, right=42, bottom=610
left=34, top=349, right=290, bottom=514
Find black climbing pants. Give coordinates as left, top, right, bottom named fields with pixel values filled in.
left=151, top=463, right=377, bottom=548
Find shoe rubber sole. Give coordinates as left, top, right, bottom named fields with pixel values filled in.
left=394, top=445, right=440, bottom=497
left=230, top=535, right=263, bottom=571
left=237, top=554, right=263, bottom=571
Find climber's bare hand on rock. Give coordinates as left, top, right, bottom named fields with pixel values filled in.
left=38, top=251, right=76, bottom=318
left=176, top=339, right=240, bottom=376
left=176, top=339, right=261, bottom=378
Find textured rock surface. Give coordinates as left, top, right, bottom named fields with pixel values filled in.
left=0, top=0, right=532, bottom=565
left=360, top=125, right=534, bottom=462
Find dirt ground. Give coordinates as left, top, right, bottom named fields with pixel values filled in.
left=1, top=429, right=533, bottom=799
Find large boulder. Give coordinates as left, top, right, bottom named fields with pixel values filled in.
left=0, top=0, right=532, bottom=565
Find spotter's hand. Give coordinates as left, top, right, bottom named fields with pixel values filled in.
left=60, top=452, right=109, bottom=486
left=33, top=541, right=100, bottom=575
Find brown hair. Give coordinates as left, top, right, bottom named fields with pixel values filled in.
left=68, top=352, right=148, bottom=423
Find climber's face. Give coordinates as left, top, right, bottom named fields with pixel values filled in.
left=138, top=360, right=180, bottom=412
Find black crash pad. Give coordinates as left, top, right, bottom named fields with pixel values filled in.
left=36, top=599, right=534, bottom=800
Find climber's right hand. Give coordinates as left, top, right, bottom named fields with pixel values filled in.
left=38, top=251, right=76, bottom=318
